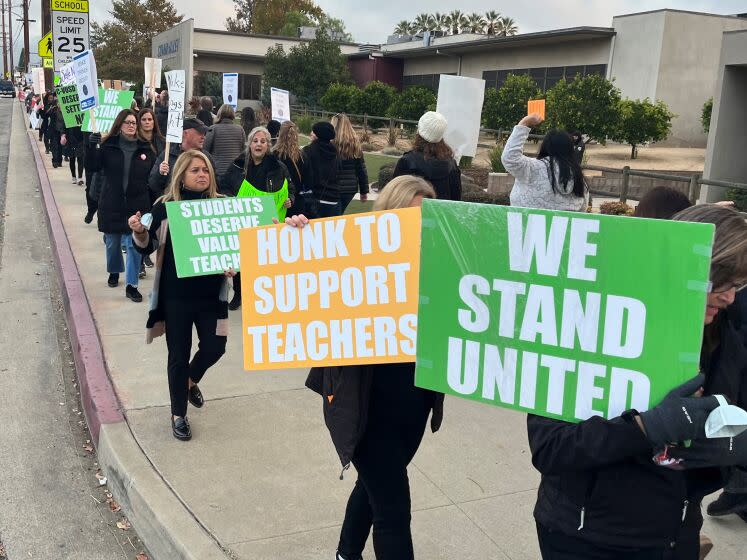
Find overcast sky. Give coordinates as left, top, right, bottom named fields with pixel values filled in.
left=19, top=0, right=747, bottom=58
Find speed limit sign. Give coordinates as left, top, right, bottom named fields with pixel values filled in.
left=51, top=0, right=90, bottom=71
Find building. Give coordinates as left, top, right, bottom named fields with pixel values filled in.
left=153, top=9, right=747, bottom=147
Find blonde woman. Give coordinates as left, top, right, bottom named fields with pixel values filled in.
left=306, top=175, right=443, bottom=560
left=331, top=113, right=369, bottom=212
left=274, top=121, right=313, bottom=216
left=128, top=150, right=235, bottom=441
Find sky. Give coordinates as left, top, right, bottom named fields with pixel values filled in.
left=15, top=0, right=747, bottom=63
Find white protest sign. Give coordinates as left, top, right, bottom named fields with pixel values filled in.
left=436, top=75, right=485, bottom=162
left=144, top=58, right=163, bottom=100
left=29, top=110, right=40, bottom=130
left=270, top=87, right=290, bottom=122
left=59, top=62, right=76, bottom=86
left=223, top=73, right=238, bottom=108
left=32, top=67, right=45, bottom=95
left=165, top=70, right=186, bottom=143
left=51, top=0, right=90, bottom=71
left=72, top=50, right=98, bottom=111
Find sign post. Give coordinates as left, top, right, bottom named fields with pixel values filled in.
left=222, top=73, right=238, bottom=108
left=164, top=70, right=186, bottom=160
left=51, top=0, right=90, bottom=71
left=414, top=200, right=715, bottom=422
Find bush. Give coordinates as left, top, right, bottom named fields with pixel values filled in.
left=702, top=98, right=713, bottom=133
left=378, top=161, right=397, bottom=187
left=726, top=188, right=747, bottom=212
left=459, top=156, right=473, bottom=169
left=320, top=82, right=359, bottom=113
left=482, top=74, right=541, bottom=131
left=461, top=182, right=483, bottom=194
left=387, top=86, right=436, bottom=122
left=351, top=81, right=396, bottom=126
left=361, top=142, right=377, bottom=152
left=381, top=147, right=403, bottom=156
left=296, top=115, right=314, bottom=134
left=599, top=201, right=634, bottom=215
left=461, top=191, right=510, bottom=205
left=611, top=98, right=674, bottom=159
left=488, top=143, right=507, bottom=173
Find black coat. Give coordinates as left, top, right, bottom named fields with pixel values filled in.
left=336, top=157, right=369, bottom=196
left=148, top=144, right=216, bottom=201
left=86, top=135, right=155, bottom=234
left=393, top=150, right=462, bottom=201
left=305, top=364, right=444, bottom=470
left=154, top=104, right=168, bottom=135
left=219, top=153, right=294, bottom=200
left=527, top=315, right=747, bottom=552
left=302, top=140, right=339, bottom=202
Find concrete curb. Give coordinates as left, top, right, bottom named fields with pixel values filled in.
left=27, top=121, right=228, bottom=560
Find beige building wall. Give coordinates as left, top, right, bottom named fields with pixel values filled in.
left=193, top=31, right=360, bottom=58
left=609, top=12, right=666, bottom=100
left=151, top=19, right=195, bottom=97
left=192, top=56, right=264, bottom=76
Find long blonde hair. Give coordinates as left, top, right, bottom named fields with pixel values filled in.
left=274, top=121, right=303, bottom=164
left=374, top=175, right=436, bottom=211
left=331, top=113, right=362, bottom=160
left=244, top=126, right=271, bottom=176
left=158, top=150, right=220, bottom=203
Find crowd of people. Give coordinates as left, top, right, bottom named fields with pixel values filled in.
left=21, top=84, right=747, bottom=560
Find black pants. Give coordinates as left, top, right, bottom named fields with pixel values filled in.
left=69, top=154, right=84, bottom=179
left=163, top=298, right=226, bottom=417
left=50, top=130, right=63, bottom=165
left=537, top=523, right=674, bottom=560
left=337, top=364, right=432, bottom=560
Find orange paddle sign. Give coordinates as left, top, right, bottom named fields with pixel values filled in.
left=239, top=208, right=422, bottom=370
left=527, top=99, right=546, bottom=119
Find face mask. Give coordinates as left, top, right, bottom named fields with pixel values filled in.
left=140, top=213, right=154, bottom=230
left=705, top=395, right=747, bottom=439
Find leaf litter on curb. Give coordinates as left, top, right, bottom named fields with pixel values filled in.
left=116, top=518, right=131, bottom=530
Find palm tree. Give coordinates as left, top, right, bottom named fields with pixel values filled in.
left=414, top=13, right=431, bottom=33
left=484, top=10, right=501, bottom=35
left=497, top=16, right=519, bottom=37
left=447, top=10, right=467, bottom=35
left=394, top=20, right=412, bottom=35
left=430, top=12, right=448, bottom=34
left=466, top=13, right=486, bottom=34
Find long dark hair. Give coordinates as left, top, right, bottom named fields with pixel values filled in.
left=537, top=130, right=586, bottom=197
left=103, top=109, right=138, bottom=143
left=137, top=107, right=164, bottom=150
left=412, top=133, right=454, bottom=160
left=241, top=106, right=256, bottom=136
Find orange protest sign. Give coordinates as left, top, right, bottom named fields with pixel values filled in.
left=527, top=99, right=546, bottom=119
left=240, top=208, right=421, bottom=370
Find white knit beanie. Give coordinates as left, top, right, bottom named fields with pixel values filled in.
left=417, top=111, right=448, bottom=143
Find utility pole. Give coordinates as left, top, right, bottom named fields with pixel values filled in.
left=8, top=0, right=14, bottom=79
left=22, top=0, right=29, bottom=72
left=41, top=0, right=51, bottom=87
left=1, top=0, right=7, bottom=77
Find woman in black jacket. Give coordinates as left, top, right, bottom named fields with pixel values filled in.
left=219, top=126, right=294, bottom=310
left=128, top=150, right=234, bottom=441
left=86, top=109, right=155, bottom=303
left=331, top=114, right=369, bottom=213
left=528, top=204, right=747, bottom=560
left=48, top=102, right=65, bottom=168
left=393, top=111, right=461, bottom=202
left=138, top=107, right=166, bottom=158
left=306, top=175, right=442, bottom=560
left=273, top=121, right=313, bottom=217
left=61, top=119, right=86, bottom=185
left=302, top=121, right=340, bottom=218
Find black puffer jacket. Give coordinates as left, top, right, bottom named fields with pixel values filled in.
left=219, top=153, right=294, bottom=200
left=393, top=150, right=462, bottom=201
left=336, top=157, right=369, bottom=196
left=528, top=315, right=747, bottom=553
left=305, top=363, right=444, bottom=470
left=86, top=135, right=155, bottom=234
left=302, top=140, right=339, bottom=202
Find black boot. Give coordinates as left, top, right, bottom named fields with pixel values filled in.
left=707, top=491, right=747, bottom=516
left=229, top=273, right=241, bottom=310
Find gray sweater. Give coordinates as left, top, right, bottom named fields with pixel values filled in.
left=204, top=119, right=247, bottom=176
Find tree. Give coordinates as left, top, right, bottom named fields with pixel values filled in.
left=91, top=0, right=182, bottom=83
left=350, top=81, right=397, bottom=124
left=702, top=97, right=713, bottom=133
left=320, top=82, right=359, bottom=113
left=497, top=16, right=518, bottom=36
left=447, top=10, right=467, bottom=34
left=279, top=11, right=313, bottom=37
left=545, top=74, right=622, bottom=144
left=484, top=10, right=501, bottom=34
left=612, top=98, right=674, bottom=159
left=414, top=13, right=431, bottom=33
left=194, top=71, right=223, bottom=105
left=430, top=12, right=448, bottom=34
left=225, top=0, right=255, bottom=33
left=321, top=16, right=354, bottom=42
left=252, top=0, right=323, bottom=35
left=482, top=74, right=541, bottom=131
left=394, top=20, right=412, bottom=35
left=262, top=24, right=351, bottom=106
left=387, top=86, right=436, bottom=121
left=466, top=13, right=486, bottom=34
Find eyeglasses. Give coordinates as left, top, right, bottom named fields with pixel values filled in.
left=709, top=282, right=747, bottom=294
left=122, top=120, right=137, bottom=126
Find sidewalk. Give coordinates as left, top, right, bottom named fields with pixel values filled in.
left=24, top=101, right=746, bottom=559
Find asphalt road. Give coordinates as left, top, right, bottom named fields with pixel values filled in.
left=0, top=98, right=146, bottom=560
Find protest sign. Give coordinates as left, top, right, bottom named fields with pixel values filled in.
left=72, top=50, right=98, bottom=111
left=165, top=196, right=277, bottom=278
left=528, top=99, right=546, bottom=119
left=59, top=62, right=76, bottom=85
left=144, top=57, right=162, bottom=102
left=165, top=70, right=186, bottom=143
left=223, top=73, right=238, bottom=108
left=436, top=75, right=485, bottom=162
left=29, top=110, right=40, bottom=130
left=415, top=200, right=714, bottom=423
left=32, top=67, right=45, bottom=95
left=270, top=87, right=290, bottom=122
left=240, top=208, right=422, bottom=370
left=81, top=89, right=135, bottom=133
left=55, top=83, right=84, bottom=128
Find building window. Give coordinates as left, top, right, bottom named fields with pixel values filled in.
left=482, top=64, right=607, bottom=92
left=239, top=74, right=261, bottom=100
left=402, top=73, right=455, bottom=92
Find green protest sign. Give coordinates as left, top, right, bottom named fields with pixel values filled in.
left=415, top=200, right=714, bottom=423
left=165, top=196, right=278, bottom=278
left=82, top=89, right=135, bottom=134
left=55, top=83, right=83, bottom=128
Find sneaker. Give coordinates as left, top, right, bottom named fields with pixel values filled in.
left=107, top=273, right=119, bottom=287
left=138, top=262, right=146, bottom=279
left=121, top=246, right=127, bottom=254
left=143, top=255, right=154, bottom=268
left=125, top=285, right=143, bottom=302
left=71, top=177, right=78, bottom=184
left=84, top=211, right=94, bottom=224
left=78, top=179, right=84, bottom=186
left=228, top=292, right=241, bottom=310
left=707, top=491, right=747, bottom=516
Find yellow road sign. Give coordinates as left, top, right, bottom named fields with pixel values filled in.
left=51, top=0, right=89, bottom=12
left=43, top=58, right=54, bottom=69
left=38, top=32, right=53, bottom=58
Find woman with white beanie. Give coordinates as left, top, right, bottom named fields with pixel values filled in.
left=392, top=111, right=462, bottom=201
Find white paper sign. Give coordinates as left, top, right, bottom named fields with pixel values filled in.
left=144, top=58, right=163, bottom=94
left=270, top=87, right=290, bottom=123
left=32, top=67, right=45, bottom=95
left=165, top=70, right=186, bottom=143
left=72, top=50, right=98, bottom=110
left=59, top=62, right=76, bottom=86
left=436, top=75, right=485, bottom=162
left=223, top=73, right=238, bottom=108
left=29, top=110, right=40, bottom=129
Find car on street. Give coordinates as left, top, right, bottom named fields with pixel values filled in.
left=0, top=80, right=16, bottom=98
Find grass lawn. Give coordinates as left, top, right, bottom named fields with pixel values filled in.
left=344, top=199, right=375, bottom=215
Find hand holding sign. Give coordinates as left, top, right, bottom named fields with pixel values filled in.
left=520, top=112, right=544, bottom=128
left=527, top=99, right=546, bottom=121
